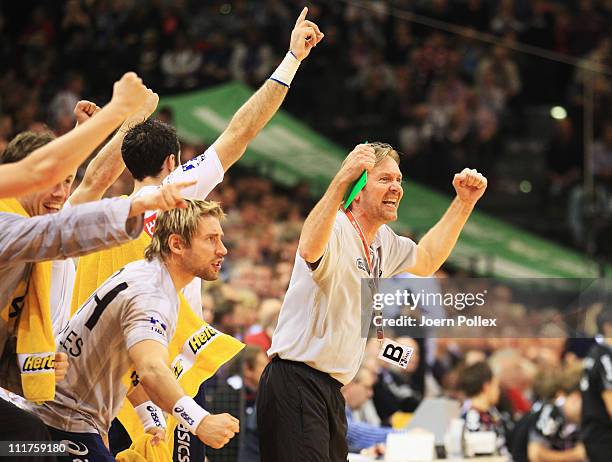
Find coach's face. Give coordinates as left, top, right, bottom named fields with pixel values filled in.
left=19, top=173, right=74, bottom=216
left=358, top=156, right=403, bottom=224
left=182, top=216, right=227, bottom=281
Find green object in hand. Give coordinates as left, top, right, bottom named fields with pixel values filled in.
left=343, top=141, right=369, bottom=210
left=343, top=170, right=367, bottom=210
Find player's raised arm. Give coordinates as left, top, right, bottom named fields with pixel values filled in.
left=69, top=89, right=160, bottom=205
left=212, top=6, right=323, bottom=171
left=0, top=72, right=148, bottom=198
left=129, top=339, right=239, bottom=449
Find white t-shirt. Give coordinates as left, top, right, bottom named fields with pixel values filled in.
left=50, top=259, right=76, bottom=335
left=135, top=145, right=224, bottom=315
left=268, top=211, right=417, bottom=385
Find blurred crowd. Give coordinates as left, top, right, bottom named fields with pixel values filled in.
left=2, top=1, right=612, bottom=221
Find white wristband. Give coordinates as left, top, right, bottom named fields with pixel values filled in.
left=172, top=396, right=209, bottom=434
left=269, top=51, right=301, bottom=88
left=135, top=401, right=166, bottom=432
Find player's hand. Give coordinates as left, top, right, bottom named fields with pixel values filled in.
left=195, top=413, right=239, bottom=449
left=572, top=443, right=587, bottom=461
left=289, top=7, right=324, bottom=61
left=452, top=168, right=487, bottom=205
left=109, top=72, right=148, bottom=118
left=130, top=180, right=197, bottom=217
left=74, top=100, right=101, bottom=127
left=147, top=427, right=166, bottom=446
left=337, top=144, right=376, bottom=185
left=124, top=88, right=159, bottom=128
left=54, top=352, right=69, bottom=382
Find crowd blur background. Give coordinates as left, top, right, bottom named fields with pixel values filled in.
left=1, top=0, right=611, bottom=460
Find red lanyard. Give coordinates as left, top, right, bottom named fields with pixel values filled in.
left=345, top=210, right=373, bottom=274
left=345, top=210, right=384, bottom=342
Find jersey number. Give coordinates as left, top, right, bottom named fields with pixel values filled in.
left=85, top=282, right=129, bottom=330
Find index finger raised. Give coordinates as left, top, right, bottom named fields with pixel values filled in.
left=295, top=6, right=308, bottom=26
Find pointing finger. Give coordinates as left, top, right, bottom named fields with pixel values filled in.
left=295, top=6, right=308, bottom=27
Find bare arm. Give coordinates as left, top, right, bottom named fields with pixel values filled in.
left=298, top=144, right=375, bottom=263
left=0, top=73, right=148, bottom=198
left=212, top=7, right=323, bottom=171
left=604, top=389, right=612, bottom=419
left=528, top=442, right=587, bottom=462
left=69, top=90, right=159, bottom=205
left=129, top=340, right=239, bottom=449
left=128, top=340, right=183, bottom=412
left=405, top=169, right=487, bottom=276
left=213, top=81, right=288, bottom=170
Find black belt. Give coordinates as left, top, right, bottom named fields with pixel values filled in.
left=271, top=356, right=344, bottom=388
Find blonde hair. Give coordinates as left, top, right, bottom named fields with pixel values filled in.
left=341, top=141, right=400, bottom=170
left=144, top=199, right=225, bottom=261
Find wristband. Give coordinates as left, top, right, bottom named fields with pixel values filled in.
left=269, top=51, right=301, bottom=88
left=172, top=396, right=210, bottom=434
left=135, top=401, right=166, bottom=432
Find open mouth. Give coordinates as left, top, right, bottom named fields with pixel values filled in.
left=43, top=204, right=62, bottom=213
left=212, top=260, right=223, bottom=270
left=382, top=199, right=398, bottom=209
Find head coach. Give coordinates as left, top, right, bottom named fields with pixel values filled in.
left=257, top=142, right=487, bottom=461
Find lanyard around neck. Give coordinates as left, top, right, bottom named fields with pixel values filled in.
left=345, top=210, right=373, bottom=274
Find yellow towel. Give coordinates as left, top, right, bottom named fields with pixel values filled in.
left=116, top=433, right=172, bottom=462
left=0, top=198, right=55, bottom=402
left=71, top=213, right=244, bottom=449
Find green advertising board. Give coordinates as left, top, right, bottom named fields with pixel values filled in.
left=161, top=82, right=606, bottom=278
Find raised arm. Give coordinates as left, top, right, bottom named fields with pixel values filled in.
left=298, top=144, right=375, bottom=263
left=129, top=339, right=239, bottom=449
left=0, top=72, right=148, bottom=198
left=69, top=90, right=160, bottom=205
left=406, top=168, right=487, bottom=276
left=212, top=7, right=323, bottom=171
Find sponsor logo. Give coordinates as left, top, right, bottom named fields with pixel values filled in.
left=181, top=154, right=205, bottom=172
left=144, top=213, right=157, bottom=237
left=147, top=405, right=164, bottom=428
left=149, top=317, right=167, bottom=330
left=188, top=326, right=218, bottom=354
left=173, top=359, right=184, bottom=379
left=21, top=354, right=55, bottom=372
left=176, top=423, right=191, bottom=462
left=174, top=406, right=195, bottom=426
left=356, top=258, right=368, bottom=273
left=377, top=339, right=414, bottom=369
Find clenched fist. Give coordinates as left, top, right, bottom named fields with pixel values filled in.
left=196, top=413, right=240, bottom=449
left=54, top=352, right=69, bottom=382
left=110, top=72, right=148, bottom=118
left=337, top=144, right=376, bottom=185
left=453, top=168, right=487, bottom=205
left=74, top=100, right=101, bottom=127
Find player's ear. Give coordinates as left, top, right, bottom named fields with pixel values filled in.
left=167, top=234, right=186, bottom=255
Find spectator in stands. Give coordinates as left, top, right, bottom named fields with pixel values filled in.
left=373, top=337, right=424, bottom=425
left=244, top=298, right=282, bottom=353
left=238, top=345, right=268, bottom=462
left=592, top=120, right=612, bottom=190
left=160, top=32, right=202, bottom=90
left=580, top=307, right=612, bottom=462
left=343, top=367, right=395, bottom=452
left=460, top=361, right=511, bottom=457
left=545, top=117, right=582, bottom=201
left=527, top=366, right=586, bottom=462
